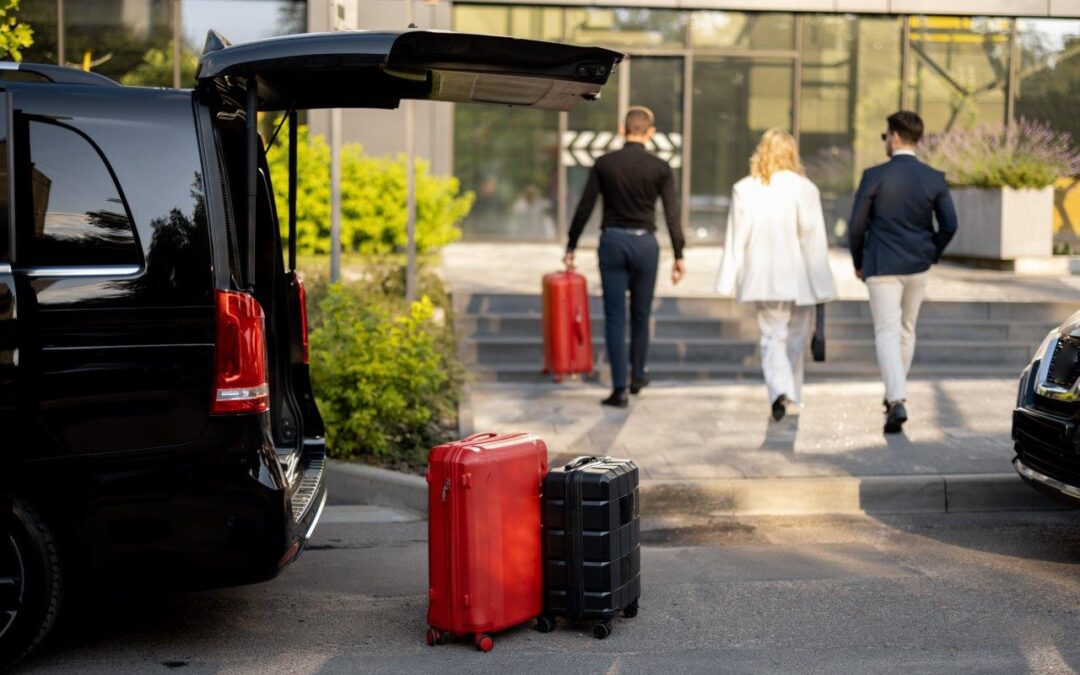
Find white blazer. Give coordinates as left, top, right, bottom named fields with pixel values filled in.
left=715, top=170, right=838, bottom=306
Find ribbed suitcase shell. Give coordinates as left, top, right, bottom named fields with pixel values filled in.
left=541, top=456, right=640, bottom=629
left=542, top=271, right=594, bottom=379
left=426, top=432, right=549, bottom=650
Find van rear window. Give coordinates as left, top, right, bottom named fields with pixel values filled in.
left=18, top=120, right=139, bottom=268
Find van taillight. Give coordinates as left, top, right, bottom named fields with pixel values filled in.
left=212, top=289, right=269, bottom=415
left=296, top=275, right=310, bottom=365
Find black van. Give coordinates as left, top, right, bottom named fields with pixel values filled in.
left=0, top=30, right=620, bottom=666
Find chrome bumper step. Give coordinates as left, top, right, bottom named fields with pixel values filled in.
left=291, top=456, right=325, bottom=522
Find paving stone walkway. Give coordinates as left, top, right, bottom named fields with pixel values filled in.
left=465, top=378, right=1018, bottom=481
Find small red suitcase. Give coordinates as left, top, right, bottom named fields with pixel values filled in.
left=426, top=432, right=549, bottom=652
left=542, top=270, right=594, bottom=381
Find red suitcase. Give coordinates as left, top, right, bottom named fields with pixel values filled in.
left=425, top=432, right=549, bottom=652
left=542, top=270, right=594, bottom=381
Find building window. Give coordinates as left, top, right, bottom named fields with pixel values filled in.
left=18, top=120, right=139, bottom=268
left=906, top=16, right=1012, bottom=133
left=690, top=12, right=794, bottom=51
left=800, top=15, right=902, bottom=244
left=454, top=4, right=563, bottom=42
left=690, top=58, right=794, bottom=241
left=565, top=8, right=687, bottom=49
left=455, top=107, right=560, bottom=241
left=1016, top=18, right=1080, bottom=250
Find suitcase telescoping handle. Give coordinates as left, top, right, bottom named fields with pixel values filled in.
left=564, top=455, right=606, bottom=471
left=462, top=432, right=499, bottom=443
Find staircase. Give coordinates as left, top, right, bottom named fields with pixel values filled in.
left=454, top=293, right=1077, bottom=384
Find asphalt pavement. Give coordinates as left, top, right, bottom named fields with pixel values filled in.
left=15, top=504, right=1080, bottom=674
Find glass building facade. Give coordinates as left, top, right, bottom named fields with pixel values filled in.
left=452, top=7, right=1080, bottom=248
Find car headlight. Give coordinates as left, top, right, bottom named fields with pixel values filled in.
left=1033, top=330, right=1058, bottom=366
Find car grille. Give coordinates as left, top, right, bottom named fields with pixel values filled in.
left=1046, top=335, right=1080, bottom=390
left=1016, top=419, right=1080, bottom=484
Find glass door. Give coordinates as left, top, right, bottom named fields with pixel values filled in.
left=689, top=57, right=794, bottom=242
left=562, top=56, right=684, bottom=244
left=629, top=57, right=685, bottom=250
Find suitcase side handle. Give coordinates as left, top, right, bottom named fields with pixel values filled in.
left=564, top=455, right=605, bottom=471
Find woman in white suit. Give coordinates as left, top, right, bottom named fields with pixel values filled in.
left=716, top=129, right=837, bottom=421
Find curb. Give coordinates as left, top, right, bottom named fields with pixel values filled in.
left=325, top=460, right=427, bottom=515
left=325, top=463, right=1065, bottom=518
left=641, top=473, right=1065, bottom=517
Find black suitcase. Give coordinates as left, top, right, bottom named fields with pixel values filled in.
left=537, top=456, right=640, bottom=639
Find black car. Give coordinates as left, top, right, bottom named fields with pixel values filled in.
left=0, top=30, right=620, bottom=666
left=1013, top=310, right=1080, bottom=504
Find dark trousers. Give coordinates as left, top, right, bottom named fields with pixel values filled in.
left=598, top=229, right=659, bottom=390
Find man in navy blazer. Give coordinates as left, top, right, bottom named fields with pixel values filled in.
left=849, top=111, right=958, bottom=434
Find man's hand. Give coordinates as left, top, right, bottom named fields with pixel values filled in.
left=671, top=258, right=686, bottom=286
left=563, top=250, right=575, bottom=270
left=855, top=268, right=865, bottom=281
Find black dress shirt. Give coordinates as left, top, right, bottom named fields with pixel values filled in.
left=567, top=142, right=685, bottom=260
left=849, top=154, right=958, bottom=277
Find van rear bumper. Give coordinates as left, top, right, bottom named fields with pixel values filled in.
left=16, top=419, right=330, bottom=589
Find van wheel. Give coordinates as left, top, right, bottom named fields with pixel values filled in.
left=0, top=502, right=63, bottom=669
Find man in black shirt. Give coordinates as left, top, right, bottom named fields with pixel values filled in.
left=564, top=106, right=686, bottom=408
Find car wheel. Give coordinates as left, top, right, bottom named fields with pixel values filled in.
left=0, top=502, right=63, bottom=669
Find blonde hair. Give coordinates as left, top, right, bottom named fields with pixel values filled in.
left=750, top=129, right=804, bottom=185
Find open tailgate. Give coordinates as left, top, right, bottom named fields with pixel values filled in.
left=195, top=29, right=624, bottom=111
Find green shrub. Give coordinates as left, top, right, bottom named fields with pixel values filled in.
left=307, top=271, right=461, bottom=470
left=266, top=124, right=473, bottom=256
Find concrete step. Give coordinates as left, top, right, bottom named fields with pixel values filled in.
left=464, top=361, right=1024, bottom=384
left=456, top=314, right=1058, bottom=344
left=454, top=293, right=1079, bottom=324
left=462, top=336, right=1036, bottom=367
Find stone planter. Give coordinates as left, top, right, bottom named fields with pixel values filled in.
left=947, top=186, right=1055, bottom=260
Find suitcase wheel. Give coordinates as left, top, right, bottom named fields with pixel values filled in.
left=592, top=622, right=612, bottom=640
left=534, top=615, right=557, bottom=633
left=425, top=627, right=445, bottom=646
left=474, top=633, right=494, bottom=652
left=623, top=600, right=639, bottom=619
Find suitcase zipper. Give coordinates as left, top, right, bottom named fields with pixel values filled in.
left=444, top=447, right=463, bottom=631
left=566, top=460, right=589, bottom=619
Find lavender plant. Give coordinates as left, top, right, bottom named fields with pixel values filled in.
left=922, top=119, right=1080, bottom=189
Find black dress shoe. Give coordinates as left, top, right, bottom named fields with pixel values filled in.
left=630, top=378, right=650, bottom=395
left=884, top=401, right=908, bottom=434
left=602, top=389, right=629, bottom=408
left=771, top=395, right=791, bottom=422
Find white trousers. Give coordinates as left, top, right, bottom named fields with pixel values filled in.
left=756, top=302, right=814, bottom=404
left=866, top=271, right=930, bottom=402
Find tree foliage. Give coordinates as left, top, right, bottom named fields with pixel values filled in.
left=266, top=124, right=473, bottom=256
left=0, top=0, right=33, bottom=62
left=120, top=42, right=199, bottom=88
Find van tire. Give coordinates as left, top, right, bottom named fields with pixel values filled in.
left=0, top=501, right=63, bottom=669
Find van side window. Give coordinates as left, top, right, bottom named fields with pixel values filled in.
left=19, top=120, right=139, bottom=267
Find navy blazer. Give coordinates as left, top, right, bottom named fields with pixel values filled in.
left=848, top=154, right=958, bottom=278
